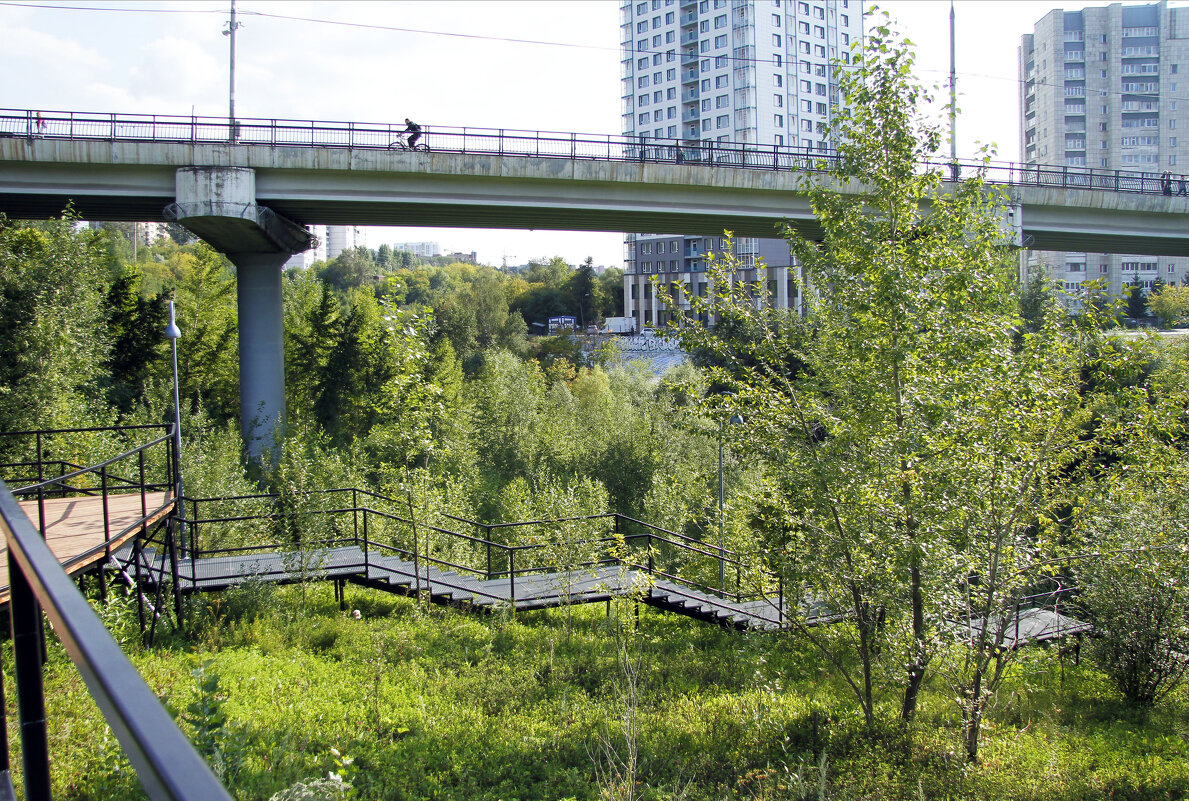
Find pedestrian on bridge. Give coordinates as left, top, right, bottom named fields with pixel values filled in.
left=1178, top=176, right=1187, bottom=196
left=1161, top=171, right=1173, bottom=196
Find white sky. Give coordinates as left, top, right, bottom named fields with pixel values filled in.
left=0, top=1, right=1173, bottom=267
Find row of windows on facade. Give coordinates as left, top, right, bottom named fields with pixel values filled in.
left=1057, top=102, right=1177, bottom=117
left=1063, top=46, right=1162, bottom=59
left=628, top=51, right=832, bottom=82
left=628, top=0, right=846, bottom=20
left=628, top=279, right=800, bottom=302
left=634, top=112, right=822, bottom=134
left=1062, top=27, right=1160, bottom=42
left=1060, top=81, right=1161, bottom=95
left=632, top=32, right=841, bottom=58
left=632, top=12, right=848, bottom=37
left=1063, top=261, right=1178, bottom=273
left=1062, top=136, right=1179, bottom=148
left=1063, top=64, right=1162, bottom=78
left=638, top=237, right=729, bottom=255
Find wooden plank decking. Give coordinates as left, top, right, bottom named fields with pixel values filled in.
left=1, top=491, right=173, bottom=604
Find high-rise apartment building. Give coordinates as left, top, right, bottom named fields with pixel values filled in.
left=1020, top=1, right=1189, bottom=309
left=619, top=0, right=863, bottom=327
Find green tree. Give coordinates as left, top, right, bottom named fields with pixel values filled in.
left=1126, top=278, right=1148, bottom=321
left=0, top=214, right=111, bottom=432
left=1147, top=282, right=1189, bottom=327
left=102, top=265, right=169, bottom=414
left=173, top=244, right=240, bottom=424
left=670, top=24, right=1123, bottom=762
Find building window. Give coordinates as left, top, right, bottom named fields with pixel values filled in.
left=773, top=34, right=782, bottom=47
left=774, top=94, right=783, bottom=107
left=716, top=114, right=730, bottom=128
left=772, top=13, right=781, bottom=25
left=799, top=20, right=809, bottom=34
left=714, top=34, right=727, bottom=48
left=774, top=114, right=784, bottom=127
left=773, top=73, right=783, bottom=87
left=715, top=13, right=727, bottom=28
left=717, top=74, right=730, bottom=87
left=716, top=94, right=729, bottom=108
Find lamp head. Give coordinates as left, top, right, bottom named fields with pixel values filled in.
left=165, top=300, right=181, bottom=340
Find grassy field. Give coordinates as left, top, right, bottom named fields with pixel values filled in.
left=12, top=581, right=1189, bottom=801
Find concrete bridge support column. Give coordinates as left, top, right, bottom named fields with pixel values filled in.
left=166, top=166, right=316, bottom=462
left=230, top=251, right=288, bottom=458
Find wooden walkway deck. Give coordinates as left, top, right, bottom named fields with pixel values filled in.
left=1, top=491, right=172, bottom=604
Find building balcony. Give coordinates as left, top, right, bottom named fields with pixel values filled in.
left=681, top=87, right=700, bottom=102
left=681, top=30, right=699, bottom=46
left=682, top=68, right=699, bottom=83
left=682, top=108, right=701, bottom=122
left=680, top=11, right=698, bottom=26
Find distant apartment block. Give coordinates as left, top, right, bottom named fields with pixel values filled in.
left=393, top=241, right=442, bottom=258
left=1020, top=1, right=1189, bottom=310
left=619, top=0, right=862, bottom=327
left=326, top=225, right=366, bottom=261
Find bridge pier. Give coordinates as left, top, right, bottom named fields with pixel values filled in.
left=165, top=167, right=316, bottom=461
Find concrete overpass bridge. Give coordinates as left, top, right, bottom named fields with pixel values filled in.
left=4, top=108, right=1189, bottom=455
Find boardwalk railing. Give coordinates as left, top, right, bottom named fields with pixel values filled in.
left=0, top=425, right=178, bottom=576
left=167, top=487, right=783, bottom=618
left=0, top=480, right=232, bottom=801
left=2, top=108, right=1184, bottom=196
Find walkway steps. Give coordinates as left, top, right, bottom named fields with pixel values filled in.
left=125, top=545, right=796, bottom=631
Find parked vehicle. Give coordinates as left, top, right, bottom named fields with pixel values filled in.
left=601, top=316, right=636, bottom=335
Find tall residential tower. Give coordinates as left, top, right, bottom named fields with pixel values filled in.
left=1020, top=1, right=1189, bottom=308
left=619, top=0, right=863, bottom=327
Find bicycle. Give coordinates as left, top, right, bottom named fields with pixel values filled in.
left=388, top=133, right=430, bottom=152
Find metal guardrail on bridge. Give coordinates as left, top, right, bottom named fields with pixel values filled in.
left=1, top=108, right=1183, bottom=196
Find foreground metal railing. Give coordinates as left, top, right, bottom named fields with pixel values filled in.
left=0, top=481, right=232, bottom=801
left=2, top=107, right=1185, bottom=196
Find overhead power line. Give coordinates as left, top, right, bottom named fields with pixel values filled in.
left=2, top=1, right=1187, bottom=104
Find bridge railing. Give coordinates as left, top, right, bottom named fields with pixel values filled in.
left=3, top=108, right=1185, bottom=196
left=0, top=480, right=232, bottom=801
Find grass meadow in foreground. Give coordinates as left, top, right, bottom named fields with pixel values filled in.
left=6, top=581, right=1187, bottom=801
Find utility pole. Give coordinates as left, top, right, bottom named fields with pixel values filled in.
left=223, top=0, right=242, bottom=141
left=949, top=0, right=958, bottom=180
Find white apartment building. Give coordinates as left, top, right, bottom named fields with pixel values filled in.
left=392, top=241, right=442, bottom=259
left=1020, top=1, right=1189, bottom=310
left=619, top=0, right=863, bottom=327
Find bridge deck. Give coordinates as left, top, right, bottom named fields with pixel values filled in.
left=2, top=492, right=172, bottom=604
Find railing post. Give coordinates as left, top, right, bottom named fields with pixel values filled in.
left=8, top=559, right=51, bottom=801
left=779, top=573, right=786, bottom=629
left=499, top=128, right=504, bottom=157
left=508, top=548, right=516, bottom=605
left=571, top=131, right=576, bottom=160
left=0, top=639, right=8, bottom=776
left=353, top=488, right=359, bottom=546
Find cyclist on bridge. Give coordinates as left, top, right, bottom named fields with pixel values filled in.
left=403, top=118, right=422, bottom=150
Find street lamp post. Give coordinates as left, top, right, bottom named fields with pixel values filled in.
left=717, top=412, right=744, bottom=593
left=165, top=302, right=187, bottom=555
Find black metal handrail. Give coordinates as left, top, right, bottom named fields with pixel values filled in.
left=0, top=481, right=232, bottom=801
left=181, top=489, right=781, bottom=609
left=3, top=108, right=1185, bottom=196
